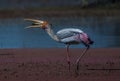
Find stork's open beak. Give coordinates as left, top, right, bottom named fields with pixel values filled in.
left=24, top=19, right=48, bottom=29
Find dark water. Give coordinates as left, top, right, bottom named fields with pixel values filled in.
left=0, top=16, right=119, bottom=48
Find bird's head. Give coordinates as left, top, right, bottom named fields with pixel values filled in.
left=24, top=19, right=49, bottom=29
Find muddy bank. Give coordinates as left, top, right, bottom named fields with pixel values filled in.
left=0, top=48, right=120, bottom=81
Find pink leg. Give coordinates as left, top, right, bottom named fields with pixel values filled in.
left=75, top=46, right=89, bottom=75
left=66, top=44, right=70, bottom=71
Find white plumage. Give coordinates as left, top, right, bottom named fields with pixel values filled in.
left=56, top=28, right=83, bottom=44
left=57, top=28, right=83, bottom=39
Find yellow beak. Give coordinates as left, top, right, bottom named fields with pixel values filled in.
left=24, top=18, right=47, bottom=29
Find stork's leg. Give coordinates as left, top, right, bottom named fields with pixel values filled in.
left=75, top=46, right=89, bottom=75
left=66, top=44, right=70, bottom=71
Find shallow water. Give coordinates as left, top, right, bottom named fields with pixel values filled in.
left=0, top=16, right=119, bottom=48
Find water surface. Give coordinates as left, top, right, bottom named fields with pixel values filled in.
left=0, top=16, right=119, bottom=48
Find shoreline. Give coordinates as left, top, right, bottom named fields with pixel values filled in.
left=0, top=48, right=119, bottom=62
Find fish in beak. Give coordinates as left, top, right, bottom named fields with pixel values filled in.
left=24, top=18, right=48, bottom=29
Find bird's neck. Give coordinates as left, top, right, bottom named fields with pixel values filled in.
left=45, top=27, right=59, bottom=42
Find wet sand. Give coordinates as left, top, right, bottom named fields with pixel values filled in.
left=0, top=48, right=120, bottom=81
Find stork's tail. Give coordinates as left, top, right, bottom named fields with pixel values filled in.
left=88, top=38, right=94, bottom=45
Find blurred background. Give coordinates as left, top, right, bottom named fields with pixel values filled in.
left=0, top=0, right=120, bottom=48
left=0, top=0, right=120, bottom=9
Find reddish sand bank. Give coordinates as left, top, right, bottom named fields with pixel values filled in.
left=0, top=48, right=120, bottom=81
